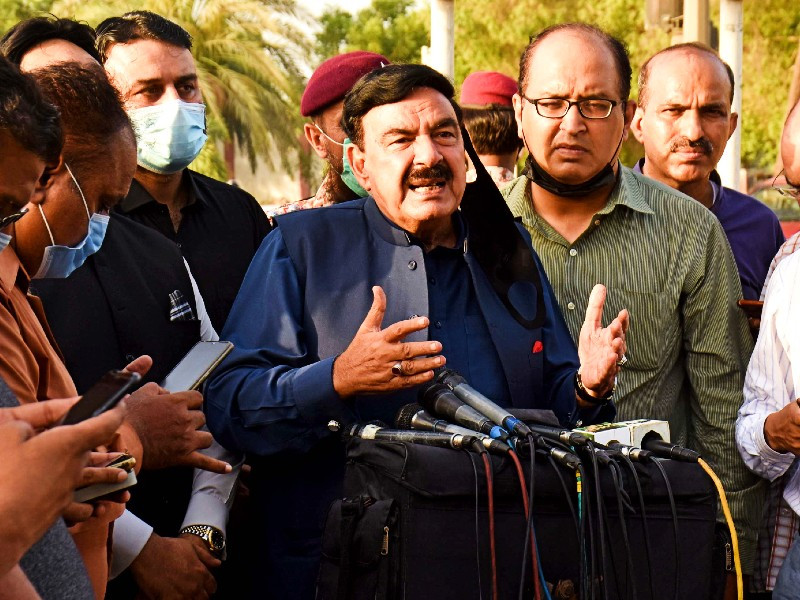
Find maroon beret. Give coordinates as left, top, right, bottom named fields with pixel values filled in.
left=460, top=71, right=517, bottom=107
left=301, top=51, right=390, bottom=117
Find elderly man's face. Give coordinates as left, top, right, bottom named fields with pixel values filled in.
left=104, top=39, right=202, bottom=109
left=631, top=50, right=737, bottom=187
left=513, top=31, right=631, bottom=186
left=349, top=86, right=465, bottom=235
left=15, top=128, right=136, bottom=255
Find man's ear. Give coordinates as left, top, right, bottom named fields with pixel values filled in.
left=629, top=104, right=646, bottom=144
left=727, top=112, right=739, bottom=141
left=30, top=155, right=64, bottom=206
left=303, top=122, right=329, bottom=160
left=512, top=93, right=524, bottom=139
left=347, top=141, right=370, bottom=191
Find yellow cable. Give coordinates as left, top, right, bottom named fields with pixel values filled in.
left=698, top=457, right=743, bottom=600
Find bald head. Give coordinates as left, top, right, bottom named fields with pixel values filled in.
left=782, top=101, right=800, bottom=186
left=20, top=38, right=99, bottom=72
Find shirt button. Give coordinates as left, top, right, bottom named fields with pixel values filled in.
left=408, top=260, right=417, bottom=270
left=428, top=276, right=436, bottom=285
left=125, top=353, right=135, bottom=362
left=434, top=320, right=442, bottom=329
left=567, top=302, right=575, bottom=310
left=176, top=242, right=182, bottom=249
left=569, top=248, right=578, bottom=257
left=594, top=219, right=601, bottom=226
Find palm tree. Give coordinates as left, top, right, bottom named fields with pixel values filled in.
left=50, top=0, right=312, bottom=182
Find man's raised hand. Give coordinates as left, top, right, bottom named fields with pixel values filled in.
left=332, top=286, right=445, bottom=398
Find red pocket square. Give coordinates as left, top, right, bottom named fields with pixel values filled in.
left=532, top=341, right=543, bottom=354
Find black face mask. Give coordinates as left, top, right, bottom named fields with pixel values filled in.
left=523, top=152, right=617, bottom=197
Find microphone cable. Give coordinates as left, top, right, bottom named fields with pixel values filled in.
left=481, top=451, right=499, bottom=600
left=509, top=448, right=541, bottom=600
left=465, top=450, right=484, bottom=600
left=615, top=452, right=656, bottom=600
left=586, top=442, right=609, bottom=600
left=607, top=460, right=636, bottom=600
left=576, top=465, right=591, bottom=600
left=651, top=457, right=680, bottom=600
left=517, top=434, right=546, bottom=600
left=698, top=457, right=743, bottom=600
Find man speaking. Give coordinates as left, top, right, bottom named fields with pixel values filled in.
left=206, top=64, right=627, bottom=598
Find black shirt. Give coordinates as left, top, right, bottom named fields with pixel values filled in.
left=115, top=170, right=272, bottom=332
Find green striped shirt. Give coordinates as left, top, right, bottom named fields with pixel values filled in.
left=503, top=166, right=764, bottom=572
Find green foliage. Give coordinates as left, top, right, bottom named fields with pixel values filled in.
left=315, top=0, right=429, bottom=64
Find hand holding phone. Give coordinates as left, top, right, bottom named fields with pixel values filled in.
left=160, top=341, right=234, bottom=392
left=61, top=370, right=141, bottom=426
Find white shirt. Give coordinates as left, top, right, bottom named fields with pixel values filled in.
left=737, top=249, right=800, bottom=516
left=110, top=262, right=242, bottom=577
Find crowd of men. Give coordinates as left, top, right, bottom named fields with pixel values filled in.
left=0, top=10, right=798, bottom=600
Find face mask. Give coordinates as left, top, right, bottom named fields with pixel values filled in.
left=0, top=233, right=10, bottom=253
left=315, top=124, right=369, bottom=197
left=128, top=99, right=208, bottom=174
left=32, top=163, right=109, bottom=280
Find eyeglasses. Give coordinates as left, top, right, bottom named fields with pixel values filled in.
left=0, top=207, right=28, bottom=230
left=521, top=95, right=619, bottom=120
left=772, top=169, right=800, bottom=200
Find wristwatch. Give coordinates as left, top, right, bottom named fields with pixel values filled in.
left=574, top=370, right=614, bottom=406
left=180, top=524, right=226, bottom=558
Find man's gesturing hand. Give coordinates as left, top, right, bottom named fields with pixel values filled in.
left=577, top=284, right=629, bottom=399
left=333, top=286, right=445, bottom=398
left=125, top=383, right=231, bottom=474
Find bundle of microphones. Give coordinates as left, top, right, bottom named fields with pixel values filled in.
left=339, top=367, right=700, bottom=468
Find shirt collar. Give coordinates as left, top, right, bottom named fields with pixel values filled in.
left=0, top=245, right=29, bottom=295
left=119, top=170, right=206, bottom=213
left=364, top=196, right=467, bottom=250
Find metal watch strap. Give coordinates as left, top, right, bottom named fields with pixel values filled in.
left=180, top=524, right=225, bottom=556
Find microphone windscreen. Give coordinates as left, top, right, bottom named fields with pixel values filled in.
left=395, top=403, right=423, bottom=429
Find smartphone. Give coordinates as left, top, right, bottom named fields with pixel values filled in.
left=61, top=370, right=141, bottom=426
left=74, top=456, right=138, bottom=504
left=160, top=341, right=234, bottom=392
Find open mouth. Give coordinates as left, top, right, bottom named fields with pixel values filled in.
left=408, top=180, right=446, bottom=193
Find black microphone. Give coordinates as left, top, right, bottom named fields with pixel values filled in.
left=419, top=383, right=510, bottom=441
left=525, top=423, right=591, bottom=448
left=642, top=435, right=701, bottom=462
left=344, top=423, right=477, bottom=450
left=607, top=441, right=654, bottom=463
left=396, top=404, right=511, bottom=455
left=435, top=369, right=531, bottom=436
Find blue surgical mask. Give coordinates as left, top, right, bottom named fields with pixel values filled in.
left=32, top=164, right=109, bottom=280
left=315, top=124, right=369, bottom=197
left=127, top=99, right=208, bottom=174
left=0, top=233, right=10, bottom=254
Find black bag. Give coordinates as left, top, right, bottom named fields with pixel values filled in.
left=321, top=438, right=717, bottom=600
left=316, top=495, right=399, bottom=600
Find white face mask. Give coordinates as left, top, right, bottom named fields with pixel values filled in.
left=32, top=163, right=109, bottom=279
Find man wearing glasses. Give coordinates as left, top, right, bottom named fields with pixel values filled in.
left=502, top=23, right=761, bottom=597
left=630, top=43, right=784, bottom=300
left=737, top=99, right=800, bottom=598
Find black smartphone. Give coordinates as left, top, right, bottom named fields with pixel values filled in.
left=61, top=370, right=141, bottom=426
left=160, top=341, right=234, bottom=392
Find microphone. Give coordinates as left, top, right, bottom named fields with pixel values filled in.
left=343, top=423, right=477, bottom=450
left=419, top=383, right=510, bottom=441
left=396, top=404, right=511, bottom=455
left=435, top=369, right=531, bottom=437
left=642, top=435, right=700, bottom=462
left=606, top=441, right=654, bottom=463
left=526, top=423, right=591, bottom=448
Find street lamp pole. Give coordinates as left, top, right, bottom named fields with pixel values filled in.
left=718, top=0, right=744, bottom=190
left=428, top=0, right=455, bottom=80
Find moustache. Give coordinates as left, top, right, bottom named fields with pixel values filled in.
left=404, top=163, right=454, bottom=186
left=669, top=137, right=714, bottom=154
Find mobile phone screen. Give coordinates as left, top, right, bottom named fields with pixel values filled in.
left=62, top=370, right=141, bottom=425
left=160, top=341, right=234, bottom=393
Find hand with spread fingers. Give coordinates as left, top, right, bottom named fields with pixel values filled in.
left=577, top=284, right=629, bottom=402
left=332, top=286, right=446, bottom=398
